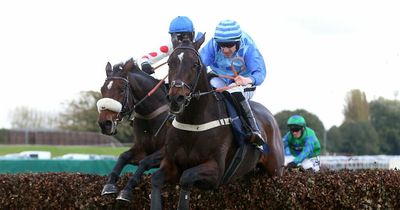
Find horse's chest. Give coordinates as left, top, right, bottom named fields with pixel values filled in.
left=174, top=148, right=203, bottom=167
left=165, top=129, right=224, bottom=167
left=167, top=140, right=204, bottom=166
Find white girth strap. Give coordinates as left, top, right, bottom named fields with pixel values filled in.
left=172, top=118, right=231, bottom=132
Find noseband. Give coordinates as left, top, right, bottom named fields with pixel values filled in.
left=105, top=76, right=135, bottom=121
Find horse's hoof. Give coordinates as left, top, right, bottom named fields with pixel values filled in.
left=101, top=184, right=118, bottom=195
left=116, top=189, right=133, bottom=202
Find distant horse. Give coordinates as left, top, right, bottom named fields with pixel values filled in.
left=97, top=58, right=169, bottom=202
left=150, top=35, right=284, bottom=209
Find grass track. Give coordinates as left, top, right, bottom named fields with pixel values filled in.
left=0, top=145, right=130, bottom=157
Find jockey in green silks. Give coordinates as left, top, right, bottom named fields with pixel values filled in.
left=283, top=115, right=321, bottom=171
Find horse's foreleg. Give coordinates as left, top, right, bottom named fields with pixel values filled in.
left=150, top=168, right=166, bottom=210
left=117, top=149, right=164, bottom=202
left=177, top=161, right=220, bottom=210
left=101, top=149, right=134, bottom=195
left=177, top=189, right=191, bottom=210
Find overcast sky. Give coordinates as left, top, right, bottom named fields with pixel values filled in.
left=0, top=0, right=399, bottom=129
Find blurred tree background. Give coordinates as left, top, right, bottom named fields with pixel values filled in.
left=276, top=89, right=400, bottom=155
left=369, top=98, right=400, bottom=155
left=5, top=89, right=400, bottom=154
left=8, top=91, right=133, bottom=144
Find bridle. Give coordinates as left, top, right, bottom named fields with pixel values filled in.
left=104, top=76, right=135, bottom=121
left=168, top=45, right=205, bottom=107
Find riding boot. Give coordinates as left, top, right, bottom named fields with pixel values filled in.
left=239, top=99, right=266, bottom=147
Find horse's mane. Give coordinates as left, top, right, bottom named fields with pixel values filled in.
left=112, top=58, right=141, bottom=73
left=112, top=62, right=125, bottom=72
left=112, top=59, right=167, bottom=95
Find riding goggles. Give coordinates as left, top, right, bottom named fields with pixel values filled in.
left=217, top=41, right=237, bottom=48
left=289, top=125, right=303, bottom=132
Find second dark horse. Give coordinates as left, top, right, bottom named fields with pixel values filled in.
left=97, top=58, right=169, bottom=202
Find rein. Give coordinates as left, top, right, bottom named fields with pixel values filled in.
left=134, top=74, right=168, bottom=108
left=133, top=61, right=168, bottom=108
left=168, top=45, right=242, bottom=101
left=167, top=44, right=250, bottom=105
left=105, top=74, right=168, bottom=120
left=230, top=57, right=246, bottom=77
left=152, top=61, right=167, bottom=71
left=168, top=42, right=242, bottom=132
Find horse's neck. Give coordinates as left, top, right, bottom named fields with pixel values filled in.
left=129, top=73, right=167, bottom=114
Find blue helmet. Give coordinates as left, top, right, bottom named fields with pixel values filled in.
left=169, top=16, right=194, bottom=33
left=214, top=20, right=242, bottom=43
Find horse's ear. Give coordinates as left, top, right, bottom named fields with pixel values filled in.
left=123, top=57, right=141, bottom=72
left=193, top=32, right=206, bottom=50
left=123, top=58, right=135, bottom=74
left=106, top=62, right=112, bottom=77
left=132, top=62, right=141, bottom=72
left=126, top=57, right=134, bottom=64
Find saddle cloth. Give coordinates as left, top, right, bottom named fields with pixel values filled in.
left=220, top=91, right=269, bottom=154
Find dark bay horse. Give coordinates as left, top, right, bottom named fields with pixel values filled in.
left=149, top=34, right=284, bottom=209
left=97, top=58, right=169, bottom=202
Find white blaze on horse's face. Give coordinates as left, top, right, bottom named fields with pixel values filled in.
left=178, top=52, right=184, bottom=62
left=107, top=81, right=113, bottom=90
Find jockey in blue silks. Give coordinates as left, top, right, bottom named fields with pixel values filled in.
left=199, top=19, right=267, bottom=149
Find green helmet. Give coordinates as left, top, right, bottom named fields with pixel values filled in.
left=287, top=115, right=306, bottom=127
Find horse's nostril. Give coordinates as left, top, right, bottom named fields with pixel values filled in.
left=166, top=95, right=171, bottom=102
left=98, top=120, right=113, bottom=129
left=176, top=95, right=185, bottom=103
left=104, top=121, right=113, bottom=127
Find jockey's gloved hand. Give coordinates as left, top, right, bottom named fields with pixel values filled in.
left=141, top=62, right=154, bottom=75
left=287, top=161, right=298, bottom=169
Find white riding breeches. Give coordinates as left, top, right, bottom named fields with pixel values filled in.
left=284, top=155, right=320, bottom=172
left=301, top=156, right=320, bottom=172
left=210, top=77, right=254, bottom=100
